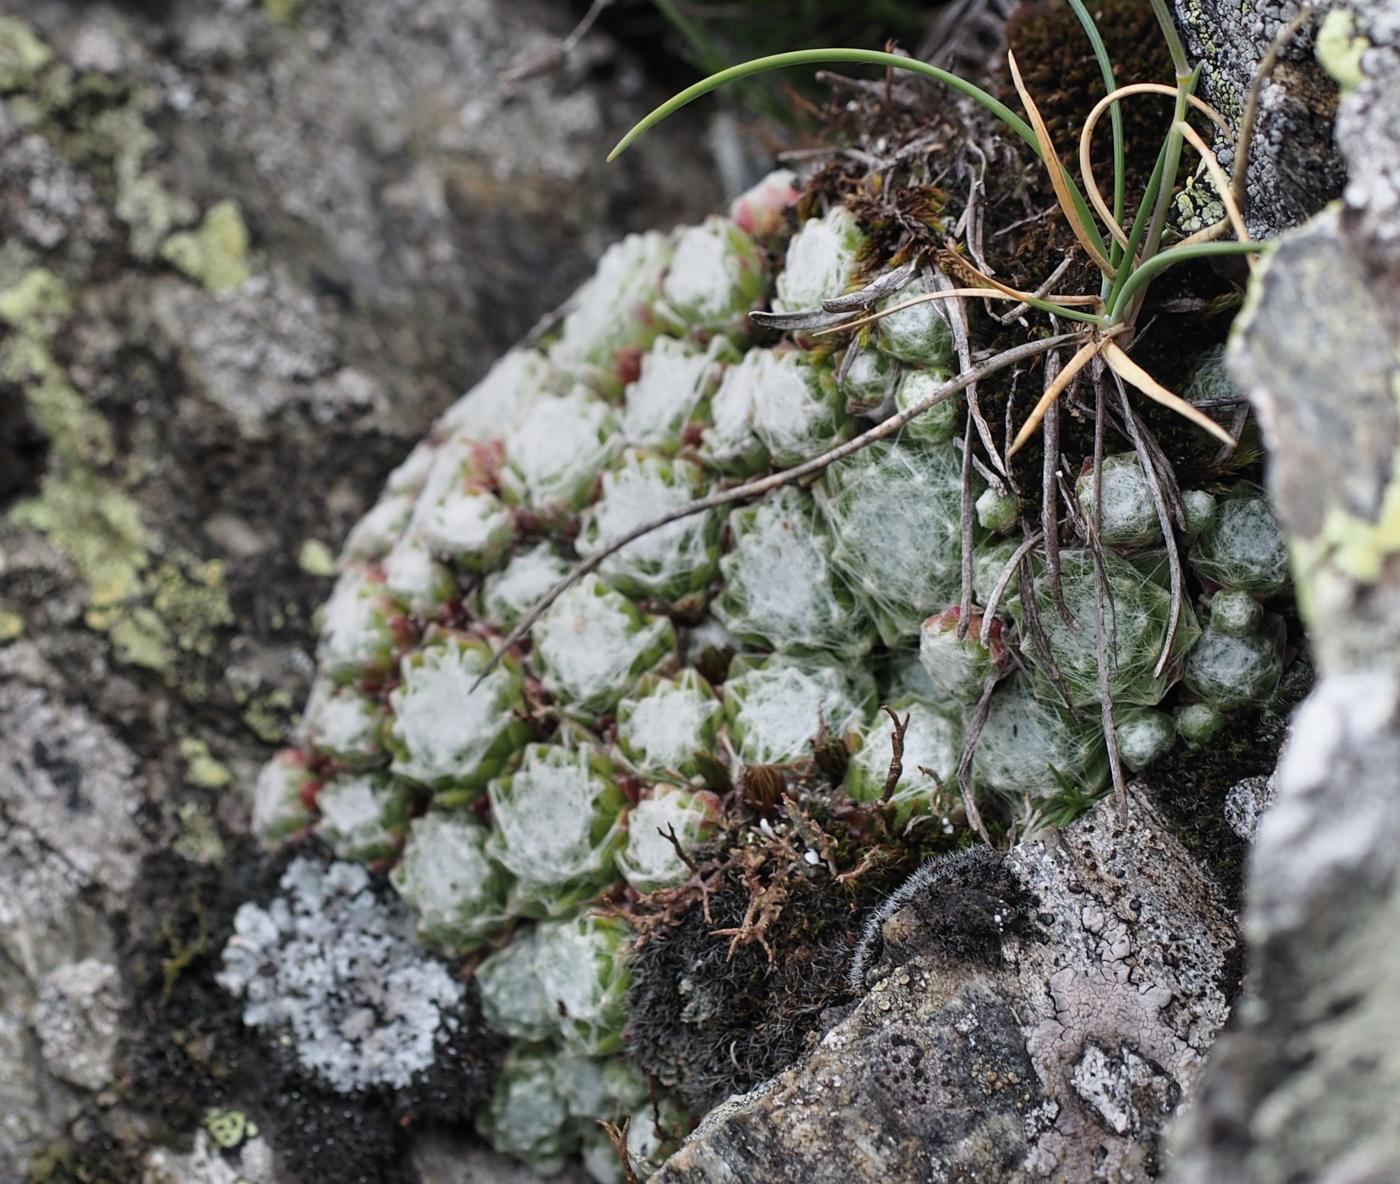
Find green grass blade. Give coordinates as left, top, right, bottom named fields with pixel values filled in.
left=1104, top=135, right=1173, bottom=319
left=1110, top=239, right=1266, bottom=316
left=1065, top=0, right=1125, bottom=265
left=1148, top=0, right=1191, bottom=78
left=607, top=48, right=1039, bottom=161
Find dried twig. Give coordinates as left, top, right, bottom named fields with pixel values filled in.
left=880, top=706, right=911, bottom=803
left=821, top=258, right=921, bottom=313
left=1040, top=348, right=1071, bottom=625
left=980, top=530, right=1043, bottom=645
left=598, top=1118, right=642, bottom=1184
left=1112, top=373, right=1186, bottom=676
left=993, top=255, right=1075, bottom=324
left=1088, top=367, right=1128, bottom=825
left=937, top=268, right=1009, bottom=478
left=659, top=822, right=700, bottom=875
left=957, top=415, right=976, bottom=636
left=955, top=672, right=1000, bottom=845
left=500, top=0, right=614, bottom=84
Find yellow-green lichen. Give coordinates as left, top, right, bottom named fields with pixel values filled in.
left=173, top=799, right=227, bottom=864
left=263, top=0, right=304, bottom=25
left=0, top=17, right=52, bottom=91
left=108, top=606, right=174, bottom=671
left=204, top=1108, right=259, bottom=1150
left=0, top=270, right=113, bottom=465
left=238, top=686, right=297, bottom=743
left=0, top=607, right=23, bottom=643
left=161, top=200, right=254, bottom=293
left=91, top=103, right=197, bottom=259
left=1287, top=367, right=1400, bottom=628
left=11, top=470, right=150, bottom=614
left=179, top=736, right=234, bottom=790
left=150, top=556, right=236, bottom=659
left=1316, top=9, right=1368, bottom=92
left=297, top=538, right=336, bottom=577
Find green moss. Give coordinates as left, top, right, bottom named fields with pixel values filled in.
left=1316, top=9, right=1368, bottom=92
left=0, top=17, right=52, bottom=91
left=179, top=737, right=233, bottom=790
left=298, top=537, right=337, bottom=576
left=161, top=201, right=254, bottom=293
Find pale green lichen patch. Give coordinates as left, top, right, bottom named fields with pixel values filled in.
left=298, top=538, right=337, bottom=576
left=1316, top=9, right=1368, bottom=91
left=0, top=606, right=23, bottom=643
left=0, top=17, right=53, bottom=90
left=160, top=200, right=254, bottom=293
left=179, top=737, right=233, bottom=790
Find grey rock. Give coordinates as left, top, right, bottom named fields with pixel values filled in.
left=0, top=0, right=723, bottom=1172
left=1173, top=0, right=1348, bottom=238
left=1223, top=775, right=1275, bottom=842
left=31, top=958, right=123, bottom=1091
left=0, top=662, right=146, bottom=902
left=143, top=1128, right=279, bottom=1184
left=1169, top=6, right=1400, bottom=1180
left=657, top=791, right=1239, bottom=1183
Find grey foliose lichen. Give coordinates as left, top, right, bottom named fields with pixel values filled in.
left=217, top=856, right=471, bottom=1094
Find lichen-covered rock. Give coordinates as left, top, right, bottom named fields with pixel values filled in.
left=655, top=792, right=1239, bottom=1183
left=1169, top=11, right=1400, bottom=1177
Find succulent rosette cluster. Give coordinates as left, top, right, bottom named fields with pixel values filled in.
left=248, top=172, right=1294, bottom=1179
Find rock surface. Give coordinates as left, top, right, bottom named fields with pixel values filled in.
left=0, top=0, right=720, bottom=1176
left=656, top=791, right=1240, bottom=1183
left=1174, top=0, right=1348, bottom=237
left=1169, top=4, right=1400, bottom=1179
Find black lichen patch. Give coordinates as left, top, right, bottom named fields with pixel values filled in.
left=119, top=839, right=504, bottom=1184
left=849, top=846, right=1032, bottom=992
left=626, top=874, right=867, bottom=1114
left=0, top=380, right=48, bottom=509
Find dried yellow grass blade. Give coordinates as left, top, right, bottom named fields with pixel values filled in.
left=813, top=287, right=1100, bottom=337
left=1101, top=339, right=1236, bottom=447
left=1007, top=338, right=1102, bottom=458
left=1079, top=84, right=1234, bottom=256
left=938, top=252, right=1104, bottom=309
left=1176, top=121, right=1255, bottom=269
left=1008, top=51, right=1115, bottom=277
